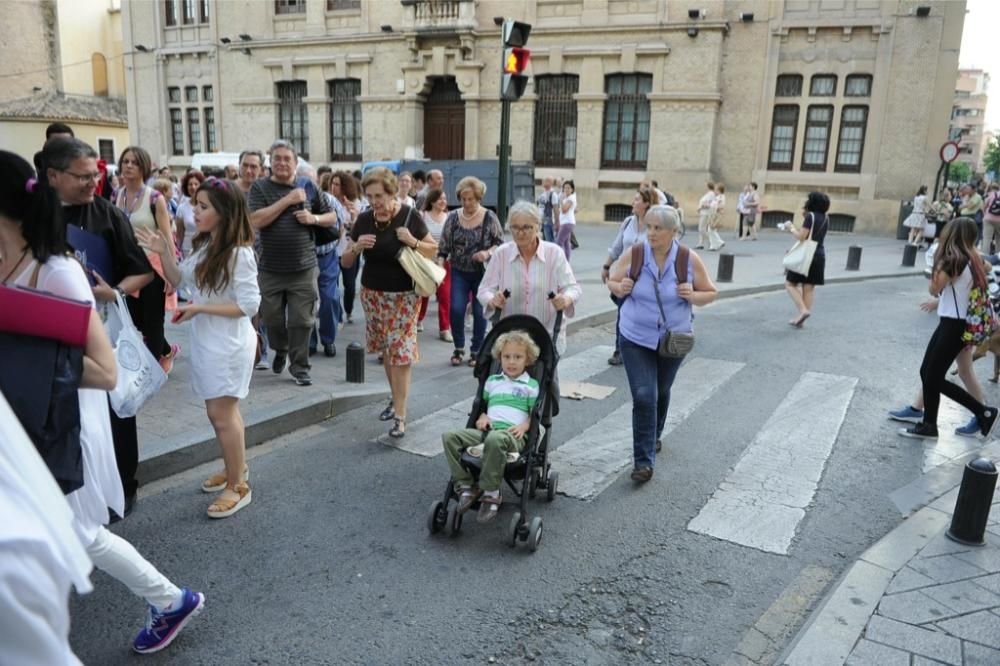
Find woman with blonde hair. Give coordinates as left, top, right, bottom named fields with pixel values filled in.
left=341, top=167, right=437, bottom=438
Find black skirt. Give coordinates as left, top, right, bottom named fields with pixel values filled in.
left=786, top=253, right=825, bottom=285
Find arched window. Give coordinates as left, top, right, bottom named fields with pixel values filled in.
left=92, top=53, right=108, bottom=97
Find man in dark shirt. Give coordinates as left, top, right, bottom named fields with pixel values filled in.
left=248, top=140, right=337, bottom=386
left=43, top=137, right=154, bottom=516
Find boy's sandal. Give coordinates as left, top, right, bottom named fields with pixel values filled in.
left=201, top=465, right=250, bottom=493
left=207, top=482, right=252, bottom=519
left=456, top=487, right=482, bottom=514
left=450, top=350, right=464, bottom=366
left=389, top=418, right=406, bottom=439
left=476, top=495, right=502, bottom=524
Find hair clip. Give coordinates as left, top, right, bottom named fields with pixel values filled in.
left=204, top=176, right=229, bottom=191
left=25, top=177, right=37, bottom=193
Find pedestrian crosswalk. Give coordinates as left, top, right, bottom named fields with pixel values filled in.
left=385, top=343, right=871, bottom=554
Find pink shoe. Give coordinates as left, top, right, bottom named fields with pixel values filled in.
left=159, top=343, right=181, bottom=374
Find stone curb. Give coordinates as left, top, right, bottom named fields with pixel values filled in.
left=136, top=269, right=923, bottom=485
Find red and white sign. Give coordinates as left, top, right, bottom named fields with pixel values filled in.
left=940, top=141, right=960, bottom=163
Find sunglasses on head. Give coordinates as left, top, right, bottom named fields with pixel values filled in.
left=204, top=177, right=229, bottom=191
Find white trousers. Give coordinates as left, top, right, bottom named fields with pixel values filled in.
left=87, top=527, right=181, bottom=610
left=708, top=227, right=725, bottom=250
left=698, top=212, right=712, bottom=248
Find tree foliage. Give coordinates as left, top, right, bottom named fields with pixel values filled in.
left=985, top=139, right=1000, bottom=179
left=948, top=161, right=972, bottom=185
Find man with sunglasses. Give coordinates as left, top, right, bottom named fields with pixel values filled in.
left=42, top=137, right=154, bottom=518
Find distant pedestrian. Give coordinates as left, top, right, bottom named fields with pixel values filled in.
left=555, top=179, right=577, bottom=261
left=174, top=169, right=205, bottom=258
left=959, top=184, right=984, bottom=245
left=783, top=192, right=830, bottom=327
left=138, top=177, right=260, bottom=517
left=606, top=205, right=717, bottom=482
left=982, top=182, right=1000, bottom=253
left=537, top=176, right=559, bottom=242
left=736, top=184, right=750, bottom=239
left=342, top=167, right=437, bottom=438
left=904, top=185, right=929, bottom=246
left=419, top=188, right=452, bottom=341
left=695, top=182, right=715, bottom=250
left=899, top=216, right=999, bottom=440
left=928, top=187, right=955, bottom=241
left=740, top=182, right=760, bottom=241
left=397, top=171, right=416, bottom=208
left=707, top=183, right=726, bottom=251
left=413, top=169, right=443, bottom=212
left=332, top=170, right=363, bottom=324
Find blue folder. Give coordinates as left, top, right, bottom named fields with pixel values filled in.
left=67, top=224, right=113, bottom=285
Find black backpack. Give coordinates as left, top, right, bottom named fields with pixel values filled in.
left=988, top=192, right=1000, bottom=217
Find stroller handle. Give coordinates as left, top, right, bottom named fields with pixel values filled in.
left=489, top=289, right=564, bottom=342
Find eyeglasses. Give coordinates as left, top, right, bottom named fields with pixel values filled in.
left=510, top=225, right=536, bottom=233
left=60, top=169, right=102, bottom=185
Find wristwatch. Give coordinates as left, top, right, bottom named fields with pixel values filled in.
left=603, top=264, right=611, bottom=270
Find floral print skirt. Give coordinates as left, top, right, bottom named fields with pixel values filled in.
left=360, top=287, right=420, bottom=366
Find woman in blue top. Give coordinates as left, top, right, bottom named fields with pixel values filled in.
left=607, top=206, right=717, bottom=482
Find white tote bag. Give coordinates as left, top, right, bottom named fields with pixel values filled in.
left=105, top=292, right=167, bottom=418
left=782, top=215, right=818, bottom=276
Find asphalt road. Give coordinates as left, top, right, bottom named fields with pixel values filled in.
left=70, top=275, right=988, bottom=665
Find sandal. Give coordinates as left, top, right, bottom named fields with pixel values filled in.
left=476, top=494, right=502, bottom=524
left=207, top=482, right=252, bottom=519
left=450, top=349, right=464, bottom=367
left=378, top=401, right=396, bottom=421
left=466, top=354, right=477, bottom=367
left=389, top=417, right=406, bottom=439
left=456, top=487, right=482, bottom=514
left=201, top=465, right=249, bottom=493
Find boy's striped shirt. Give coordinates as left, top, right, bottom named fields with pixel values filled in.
left=483, top=372, right=539, bottom=430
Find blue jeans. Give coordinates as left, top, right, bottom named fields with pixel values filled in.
left=311, top=250, right=342, bottom=349
left=341, top=259, right=359, bottom=318
left=542, top=222, right=555, bottom=242
left=619, top=337, right=684, bottom=469
left=450, top=267, right=486, bottom=354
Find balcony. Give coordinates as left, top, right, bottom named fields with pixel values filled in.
left=400, top=0, right=477, bottom=34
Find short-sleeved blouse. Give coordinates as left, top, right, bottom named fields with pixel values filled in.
left=350, top=205, right=429, bottom=293
left=437, top=209, right=503, bottom=273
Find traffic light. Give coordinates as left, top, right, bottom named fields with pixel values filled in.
left=500, top=19, right=531, bottom=101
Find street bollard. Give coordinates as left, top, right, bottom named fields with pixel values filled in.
left=902, top=243, right=918, bottom=267
left=846, top=246, right=863, bottom=271
left=717, top=253, right=734, bottom=283
left=345, top=342, right=365, bottom=383
left=945, top=458, right=998, bottom=547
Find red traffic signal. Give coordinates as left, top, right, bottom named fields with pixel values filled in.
left=503, top=47, right=530, bottom=75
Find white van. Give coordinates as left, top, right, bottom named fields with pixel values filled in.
left=189, top=152, right=315, bottom=173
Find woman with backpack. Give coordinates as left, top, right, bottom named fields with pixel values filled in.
left=606, top=205, right=717, bottom=483
left=783, top=192, right=830, bottom=328
left=899, top=217, right=999, bottom=440
left=982, top=182, right=1000, bottom=254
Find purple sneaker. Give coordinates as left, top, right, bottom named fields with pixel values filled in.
left=132, top=587, right=205, bottom=654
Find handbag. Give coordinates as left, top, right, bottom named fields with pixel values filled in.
left=0, top=263, right=91, bottom=347
left=646, top=243, right=696, bottom=358
left=782, top=213, right=821, bottom=276
left=106, top=291, right=168, bottom=418
left=955, top=282, right=999, bottom=347
left=397, top=208, right=446, bottom=297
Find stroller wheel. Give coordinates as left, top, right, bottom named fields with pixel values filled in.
left=446, top=504, right=462, bottom=537
left=507, top=511, right=523, bottom=548
left=527, top=469, right=539, bottom=499
left=427, top=500, right=446, bottom=535
left=527, top=516, right=543, bottom=552
left=546, top=471, right=559, bottom=502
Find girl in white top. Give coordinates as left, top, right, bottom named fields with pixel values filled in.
left=903, top=185, right=929, bottom=246
left=138, top=177, right=261, bottom=519
left=0, top=151, right=203, bottom=655
left=899, top=217, right=999, bottom=440
left=174, top=171, right=205, bottom=257
left=397, top=171, right=416, bottom=209
left=555, top=179, right=577, bottom=260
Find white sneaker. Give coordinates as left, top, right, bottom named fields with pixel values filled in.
left=440, top=330, right=453, bottom=342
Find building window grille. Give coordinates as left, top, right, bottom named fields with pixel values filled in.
left=278, top=81, right=309, bottom=159
left=182, top=0, right=196, bottom=24
left=165, top=0, right=178, bottom=26
left=604, top=204, right=632, bottom=223
left=801, top=105, right=834, bottom=171
left=601, top=73, right=652, bottom=169
left=185, top=86, right=198, bottom=103
left=845, top=74, right=872, bottom=97
left=202, top=85, right=213, bottom=102
left=204, top=108, right=216, bottom=152
left=170, top=109, right=184, bottom=155
left=767, top=105, right=799, bottom=170
left=835, top=105, right=868, bottom=173
left=168, top=86, right=181, bottom=104
left=810, top=74, right=837, bottom=96
left=328, top=79, right=362, bottom=161
left=275, top=0, right=305, bottom=14
left=775, top=74, right=803, bottom=97
left=198, top=0, right=209, bottom=22
left=327, top=0, right=359, bottom=9
left=187, top=108, right=202, bottom=153
left=98, top=139, right=115, bottom=163
left=533, top=75, right=579, bottom=167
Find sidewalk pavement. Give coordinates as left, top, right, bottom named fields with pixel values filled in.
left=782, top=445, right=1000, bottom=665
left=137, top=222, right=923, bottom=484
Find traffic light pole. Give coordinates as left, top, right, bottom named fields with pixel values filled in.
left=497, top=98, right=512, bottom=227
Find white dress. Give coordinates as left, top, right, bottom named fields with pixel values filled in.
left=904, top=194, right=928, bottom=229
left=13, top=257, right=123, bottom=544
left=180, top=246, right=261, bottom=400
left=559, top=193, right=577, bottom=227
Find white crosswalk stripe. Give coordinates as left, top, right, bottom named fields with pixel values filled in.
left=552, top=358, right=746, bottom=500
left=379, top=345, right=617, bottom=457
left=686, top=371, right=858, bottom=555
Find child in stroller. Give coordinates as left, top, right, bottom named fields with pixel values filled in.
left=441, top=330, right=539, bottom=524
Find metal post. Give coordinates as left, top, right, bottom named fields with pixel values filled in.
left=902, top=243, right=918, bottom=267
left=946, top=458, right=998, bottom=546
left=716, top=253, right=734, bottom=282
left=846, top=246, right=862, bottom=271
left=345, top=342, right=365, bottom=383
left=496, top=99, right=512, bottom=227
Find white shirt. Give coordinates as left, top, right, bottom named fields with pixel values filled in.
left=559, top=193, right=577, bottom=226
left=939, top=265, right=973, bottom=319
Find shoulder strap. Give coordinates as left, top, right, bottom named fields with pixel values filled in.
left=628, top=243, right=644, bottom=282
left=674, top=244, right=690, bottom=285
left=28, top=261, right=42, bottom=289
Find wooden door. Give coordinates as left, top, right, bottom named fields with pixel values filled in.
left=423, top=77, right=465, bottom=160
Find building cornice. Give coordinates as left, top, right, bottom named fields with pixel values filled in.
left=260, top=54, right=374, bottom=68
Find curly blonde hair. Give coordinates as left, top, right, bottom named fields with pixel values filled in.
left=491, top=330, right=540, bottom=366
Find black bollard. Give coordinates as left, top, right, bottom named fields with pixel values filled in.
left=345, top=342, right=365, bottom=383
left=902, top=243, right=918, bottom=267
left=946, top=458, right=998, bottom=547
left=717, top=253, right=734, bottom=283
left=846, top=246, right=862, bottom=271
